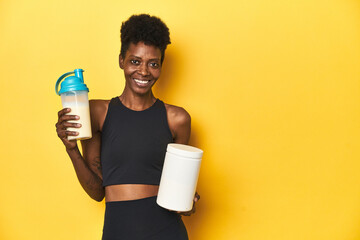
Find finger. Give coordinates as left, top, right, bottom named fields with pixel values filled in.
left=58, top=108, right=79, bottom=123
left=179, top=211, right=189, bottom=216
left=65, top=130, right=79, bottom=136
left=194, top=193, right=200, bottom=202
left=62, top=122, right=82, bottom=129
left=56, top=121, right=81, bottom=130
left=178, top=203, right=196, bottom=216
left=58, top=114, right=80, bottom=126
left=57, top=129, right=79, bottom=139
left=189, top=203, right=196, bottom=215
left=58, top=108, right=71, bottom=117
left=56, top=120, right=80, bottom=133
left=182, top=209, right=193, bottom=216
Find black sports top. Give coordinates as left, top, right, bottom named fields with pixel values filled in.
left=101, top=97, right=173, bottom=187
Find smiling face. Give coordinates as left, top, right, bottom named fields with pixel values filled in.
left=119, top=42, right=162, bottom=96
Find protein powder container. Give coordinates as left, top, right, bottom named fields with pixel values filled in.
left=157, top=143, right=203, bottom=212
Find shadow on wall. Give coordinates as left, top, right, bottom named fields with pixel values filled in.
left=153, top=47, right=186, bottom=104
left=154, top=49, right=224, bottom=239
left=185, top=126, right=206, bottom=238
left=182, top=138, right=234, bottom=239
left=155, top=48, right=234, bottom=238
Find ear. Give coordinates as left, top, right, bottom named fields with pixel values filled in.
left=119, top=54, right=124, bottom=69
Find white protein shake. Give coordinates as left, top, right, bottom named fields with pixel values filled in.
left=63, top=104, right=92, bottom=140
left=61, top=92, right=92, bottom=141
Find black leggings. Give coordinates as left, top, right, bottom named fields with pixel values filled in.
left=102, top=196, right=188, bottom=240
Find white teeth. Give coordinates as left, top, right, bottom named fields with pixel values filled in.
left=134, top=79, right=149, bottom=84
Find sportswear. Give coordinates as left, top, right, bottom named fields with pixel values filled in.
left=102, top=196, right=188, bottom=240
left=101, top=97, right=173, bottom=187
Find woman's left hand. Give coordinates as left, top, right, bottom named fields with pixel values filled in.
left=178, top=192, right=200, bottom=216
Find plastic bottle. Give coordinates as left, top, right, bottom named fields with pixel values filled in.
left=55, top=69, right=92, bottom=141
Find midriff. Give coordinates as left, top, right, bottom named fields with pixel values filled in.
left=105, top=184, right=159, bottom=202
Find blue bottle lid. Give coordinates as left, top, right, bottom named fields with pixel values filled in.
left=55, top=69, right=89, bottom=95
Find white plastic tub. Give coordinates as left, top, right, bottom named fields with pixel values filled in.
left=157, top=143, right=203, bottom=211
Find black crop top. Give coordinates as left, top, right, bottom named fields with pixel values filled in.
left=101, top=97, right=173, bottom=187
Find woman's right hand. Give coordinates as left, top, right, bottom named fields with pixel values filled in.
left=56, top=108, right=81, bottom=150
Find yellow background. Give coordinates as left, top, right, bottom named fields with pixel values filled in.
left=1, top=0, right=360, bottom=239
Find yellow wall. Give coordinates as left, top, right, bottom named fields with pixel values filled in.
left=1, top=0, right=360, bottom=239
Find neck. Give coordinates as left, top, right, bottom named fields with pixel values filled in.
left=119, top=89, right=156, bottom=111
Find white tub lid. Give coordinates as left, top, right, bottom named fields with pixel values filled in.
left=167, top=143, right=203, bottom=159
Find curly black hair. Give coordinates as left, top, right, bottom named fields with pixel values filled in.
left=120, top=14, right=171, bottom=64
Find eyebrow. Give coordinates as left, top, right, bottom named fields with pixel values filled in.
left=129, top=55, right=160, bottom=61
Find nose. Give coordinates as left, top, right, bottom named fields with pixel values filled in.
left=138, top=63, right=150, bottom=76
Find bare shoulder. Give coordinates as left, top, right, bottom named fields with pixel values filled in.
left=89, top=99, right=111, bottom=132
left=164, top=103, right=191, bottom=125
left=164, top=103, right=191, bottom=144
left=90, top=99, right=110, bottom=113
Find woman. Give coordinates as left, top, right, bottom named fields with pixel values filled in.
left=56, top=14, right=199, bottom=239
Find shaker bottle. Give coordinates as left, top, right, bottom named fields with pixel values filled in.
left=55, top=68, right=92, bottom=141
left=157, top=143, right=203, bottom=212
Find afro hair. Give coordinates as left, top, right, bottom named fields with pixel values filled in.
left=120, top=14, right=171, bottom=63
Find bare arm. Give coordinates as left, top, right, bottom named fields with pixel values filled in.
left=56, top=100, right=107, bottom=202
left=165, top=104, right=200, bottom=215
left=165, top=104, right=191, bottom=144
left=66, top=144, right=104, bottom=202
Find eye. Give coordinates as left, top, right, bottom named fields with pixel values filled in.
left=130, top=59, right=140, bottom=65
left=149, top=62, right=160, bottom=68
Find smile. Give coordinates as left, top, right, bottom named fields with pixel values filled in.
left=134, top=78, right=151, bottom=86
